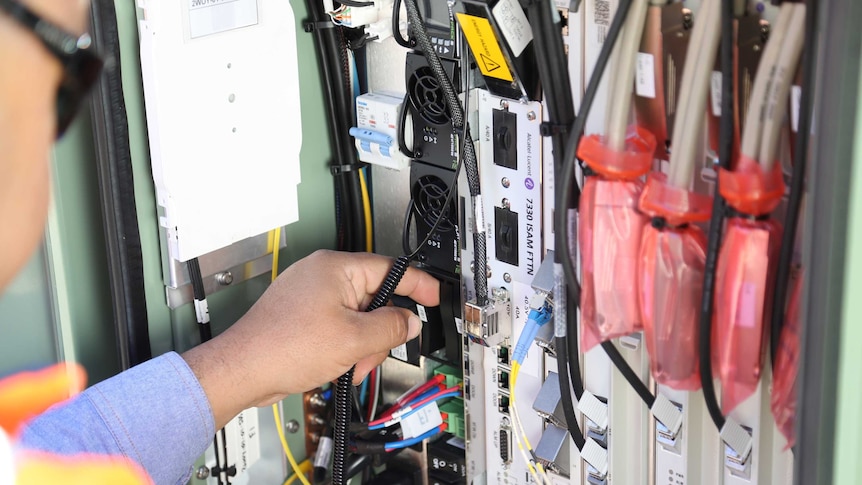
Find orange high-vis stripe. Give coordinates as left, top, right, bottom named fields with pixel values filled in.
left=0, top=363, right=87, bottom=436
left=16, top=453, right=152, bottom=485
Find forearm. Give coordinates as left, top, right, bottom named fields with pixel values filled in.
left=17, top=353, right=215, bottom=485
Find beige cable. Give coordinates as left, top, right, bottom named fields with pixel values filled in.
left=605, top=0, right=651, bottom=151
left=667, top=0, right=721, bottom=188
left=759, top=4, right=805, bottom=171
left=740, top=3, right=793, bottom=160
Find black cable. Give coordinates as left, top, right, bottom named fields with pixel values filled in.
left=402, top=200, right=415, bottom=256
left=397, top=92, right=417, bottom=159
left=551, top=0, right=633, bottom=447
left=526, top=0, right=586, bottom=446
left=333, top=257, right=411, bottom=485
left=556, top=336, right=586, bottom=450
left=338, top=0, right=374, bottom=7
left=698, top=0, right=735, bottom=431
left=391, top=0, right=413, bottom=49
left=402, top=0, right=488, bottom=306
left=769, top=0, right=817, bottom=366
left=186, top=258, right=229, bottom=484
left=306, top=0, right=365, bottom=252
left=88, top=0, right=152, bottom=369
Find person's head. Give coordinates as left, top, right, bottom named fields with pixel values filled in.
left=0, top=0, right=93, bottom=289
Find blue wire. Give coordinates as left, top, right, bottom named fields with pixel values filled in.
left=322, top=389, right=333, bottom=401
left=367, top=391, right=462, bottom=430
left=385, top=425, right=445, bottom=451
left=359, top=374, right=370, bottom=407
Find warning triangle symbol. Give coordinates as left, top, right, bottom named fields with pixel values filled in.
left=479, top=53, right=501, bottom=73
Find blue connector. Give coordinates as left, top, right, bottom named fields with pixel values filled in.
left=512, top=295, right=553, bottom=365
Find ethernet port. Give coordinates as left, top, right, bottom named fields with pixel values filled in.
left=497, top=369, right=510, bottom=390
left=497, top=346, right=511, bottom=366
left=498, top=394, right=510, bottom=414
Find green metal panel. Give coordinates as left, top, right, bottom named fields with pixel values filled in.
left=831, top=62, right=862, bottom=485
left=0, top=248, right=58, bottom=373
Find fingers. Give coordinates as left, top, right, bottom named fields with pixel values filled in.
left=350, top=307, right=422, bottom=357
left=320, top=250, right=440, bottom=307
left=353, top=351, right=390, bottom=385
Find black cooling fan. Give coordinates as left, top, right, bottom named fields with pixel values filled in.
left=409, top=161, right=459, bottom=276
left=405, top=52, right=459, bottom=170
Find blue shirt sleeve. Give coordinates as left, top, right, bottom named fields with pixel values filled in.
left=17, top=352, right=215, bottom=485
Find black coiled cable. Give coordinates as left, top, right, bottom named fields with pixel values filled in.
left=332, top=256, right=411, bottom=485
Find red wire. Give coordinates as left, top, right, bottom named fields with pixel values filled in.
left=366, top=367, right=377, bottom=421
left=379, top=374, right=447, bottom=421
left=369, top=385, right=462, bottom=427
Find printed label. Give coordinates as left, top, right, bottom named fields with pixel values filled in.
left=417, top=304, right=428, bottom=322
left=456, top=13, right=514, bottom=82
left=400, top=401, right=443, bottom=438
left=391, top=343, right=408, bottom=361
left=188, top=0, right=258, bottom=39
left=635, top=52, right=657, bottom=99
left=791, top=85, right=802, bottom=133
left=492, top=0, right=533, bottom=57
left=710, top=71, right=722, bottom=116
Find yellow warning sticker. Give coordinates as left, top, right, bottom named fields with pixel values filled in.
left=455, top=13, right=514, bottom=82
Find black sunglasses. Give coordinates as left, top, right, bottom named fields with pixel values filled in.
left=0, top=0, right=103, bottom=138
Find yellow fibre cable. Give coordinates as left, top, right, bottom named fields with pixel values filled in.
left=270, top=227, right=282, bottom=282
left=359, top=169, right=373, bottom=252
left=509, top=362, right=550, bottom=485
left=273, top=404, right=311, bottom=485
left=283, top=459, right=313, bottom=485
left=268, top=234, right=311, bottom=485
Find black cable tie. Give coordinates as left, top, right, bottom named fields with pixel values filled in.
left=651, top=216, right=667, bottom=230
left=540, top=122, right=568, bottom=137
left=582, top=164, right=597, bottom=178
left=724, top=205, right=770, bottom=221
left=304, top=20, right=337, bottom=32
left=330, top=163, right=368, bottom=175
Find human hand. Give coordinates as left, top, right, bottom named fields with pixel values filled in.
left=183, top=250, right=440, bottom=429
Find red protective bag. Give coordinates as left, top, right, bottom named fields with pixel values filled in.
left=771, top=270, right=802, bottom=448
left=578, top=126, right=655, bottom=351
left=638, top=172, right=712, bottom=390
left=713, top=156, right=785, bottom=413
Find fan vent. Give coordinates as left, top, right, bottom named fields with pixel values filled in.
left=408, top=66, right=450, bottom=126
left=413, top=175, right=454, bottom=232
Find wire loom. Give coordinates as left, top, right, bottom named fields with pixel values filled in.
left=332, top=256, right=410, bottom=485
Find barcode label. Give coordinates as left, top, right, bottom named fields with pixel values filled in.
left=635, top=53, right=656, bottom=98
left=391, top=343, right=408, bottom=361
left=595, top=0, right=610, bottom=43
left=710, top=71, right=722, bottom=116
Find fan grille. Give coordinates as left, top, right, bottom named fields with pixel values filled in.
left=408, top=66, right=450, bottom=126
left=413, top=175, right=454, bottom=232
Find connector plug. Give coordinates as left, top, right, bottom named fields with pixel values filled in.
left=464, top=289, right=511, bottom=347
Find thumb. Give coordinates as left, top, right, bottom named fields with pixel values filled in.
left=354, top=307, right=423, bottom=356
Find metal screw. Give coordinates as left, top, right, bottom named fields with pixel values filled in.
left=309, top=394, right=327, bottom=408
left=486, top=266, right=492, bottom=278
left=310, top=433, right=321, bottom=444
left=753, top=45, right=761, bottom=52
left=500, top=100, right=509, bottom=109
left=503, top=273, right=512, bottom=283
left=216, top=272, right=233, bottom=286
left=501, top=177, right=511, bottom=188
left=286, top=419, right=300, bottom=434
left=492, top=287, right=509, bottom=300
left=502, top=198, right=510, bottom=209
left=228, top=93, right=236, bottom=103
left=470, top=261, right=474, bottom=273
left=195, top=466, right=210, bottom=480
left=527, top=111, right=536, bottom=121
left=310, top=415, right=326, bottom=426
